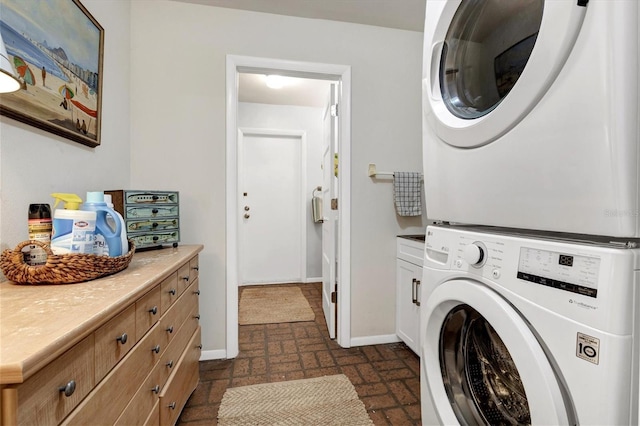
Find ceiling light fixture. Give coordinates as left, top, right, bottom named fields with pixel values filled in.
left=0, top=32, right=20, bottom=93
left=265, top=75, right=286, bottom=89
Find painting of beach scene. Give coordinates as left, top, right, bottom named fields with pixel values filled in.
left=0, top=0, right=103, bottom=147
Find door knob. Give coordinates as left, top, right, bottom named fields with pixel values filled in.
left=244, top=206, right=250, bottom=211
left=244, top=213, right=250, bottom=219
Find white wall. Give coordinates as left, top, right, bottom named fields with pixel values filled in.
left=0, top=1, right=131, bottom=256
left=130, top=1, right=426, bottom=353
left=238, top=102, right=325, bottom=279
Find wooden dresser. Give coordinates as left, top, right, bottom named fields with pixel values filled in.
left=0, top=244, right=203, bottom=425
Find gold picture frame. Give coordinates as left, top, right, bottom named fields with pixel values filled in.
left=0, top=0, right=104, bottom=147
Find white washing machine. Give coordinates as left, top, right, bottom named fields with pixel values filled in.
left=422, top=0, right=640, bottom=238
left=420, top=225, right=640, bottom=425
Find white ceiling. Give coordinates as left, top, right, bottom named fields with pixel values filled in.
left=170, top=0, right=426, bottom=32
left=172, top=0, right=426, bottom=107
left=239, top=73, right=333, bottom=108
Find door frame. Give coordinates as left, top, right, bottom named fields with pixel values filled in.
left=226, top=55, right=352, bottom=357
left=237, top=127, right=308, bottom=285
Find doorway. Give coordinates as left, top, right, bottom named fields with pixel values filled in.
left=226, top=55, right=352, bottom=357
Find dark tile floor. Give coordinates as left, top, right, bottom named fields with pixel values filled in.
left=177, top=282, right=421, bottom=425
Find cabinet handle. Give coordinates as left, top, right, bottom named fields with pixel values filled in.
left=58, top=380, right=76, bottom=397
left=166, top=360, right=174, bottom=369
left=168, top=288, right=176, bottom=296
left=194, top=314, right=200, bottom=320
left=148, top=306, right=158, bottom=315
left=192, top=266, right=199, bottom=271
left=152, top=345, right=161, bottom=354
left=411, top=278, right=417, bottom=304
left=194, top=289, right=200, bottom=295
left=168, top=402, right=176, bottom=410
left=415, top=280, right=421, bottom=306
left=151, top=385, right=160, bottom=394
left=116, top=333, right=128, bottom=344
left=182, top=276, right=189, bottom=282
left=166, top=325, right=174, bottom=334
left=197, top=344, right=203, bottom=350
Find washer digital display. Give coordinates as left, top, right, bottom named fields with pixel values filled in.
left=517, top=248, right=600, bottom=298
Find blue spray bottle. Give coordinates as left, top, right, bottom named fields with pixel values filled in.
left=81, top=191, right=123, bottom=257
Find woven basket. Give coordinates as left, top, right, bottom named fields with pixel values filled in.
left=0, top=239, right=135, bottom=285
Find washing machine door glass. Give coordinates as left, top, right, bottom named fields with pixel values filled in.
left=422, top=279, right=573, bottom=425
left=440, top=304, right=530, bottom=424
left=440, top=0, right=543, bottom=120
left=424, top=0, right=587, bottom=147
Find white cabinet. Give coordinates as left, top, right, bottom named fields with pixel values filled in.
left=396, top=236, right=424, bottom=355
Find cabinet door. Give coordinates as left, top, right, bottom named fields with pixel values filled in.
left=396, top=259, right=421, bottom=355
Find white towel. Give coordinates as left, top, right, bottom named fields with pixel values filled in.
left=393, top=172, right=422, bottom=216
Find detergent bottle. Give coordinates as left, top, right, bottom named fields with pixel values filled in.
left=50, top=193, right=96, bottom=255
left=81, top=192, right=123, bottom=257
left=104, top=194, right=129, bottom=255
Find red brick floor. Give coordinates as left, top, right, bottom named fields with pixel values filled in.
left=177, top=282, right=421, bottom=425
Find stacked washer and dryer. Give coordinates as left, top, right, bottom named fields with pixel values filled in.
left=420, top=0, right=640, bottom=425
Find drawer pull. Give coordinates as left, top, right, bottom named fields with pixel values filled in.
left=166, top=325, right=174, bottom=334
left=166, top=360, right=174, bottom=369
left=197, top=344, right=203, bottom=350
left=192, top=266, right=199, bottom=271
left=194, top=289, right=201, bottom=295
left=116, top=333, right=128, bottom=344
left=151, top=385, right=161, bottom=394
left=181, top=276, right=189, bottom=282
left=168, top=288, right=176, bottom=296
left=194, top=314, right=200, bottom=320
left=152, top=345, right=161, bottom=354
left=168, top=402, right=176, bottom=410
left=152, top=222, right=159, bottom=228
left=149, top=306, right=158, bottom=315
left=58, top=380, right=76, bottom=397
left=152, top=208, right=159, bottom=214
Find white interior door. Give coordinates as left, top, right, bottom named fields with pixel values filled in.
left=239, top=129, right=305, bottom=284
left=322, top=84, right=339, bottom=338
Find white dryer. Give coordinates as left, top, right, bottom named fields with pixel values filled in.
left=422, top=0, right=640, bottom=238
left=420, top=225, right=640, bottom=425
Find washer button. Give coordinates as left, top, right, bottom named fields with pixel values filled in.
left=455, top=259, right=463, bottom=268
left=492, top=269, right=501, bottom=279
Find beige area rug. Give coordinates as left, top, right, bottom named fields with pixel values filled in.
left=239, top=286, right=315, bottom=325
left=217, top=374, right=373, bottom=425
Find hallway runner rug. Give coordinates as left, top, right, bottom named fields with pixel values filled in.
left=217, top=374, right=373, bottom=425
left=239, top=286, right=315, bottom=325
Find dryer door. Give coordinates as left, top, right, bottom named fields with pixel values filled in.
left=422, top=279, right=573, bottom=425
left=423, top=0, right=587, bottom=147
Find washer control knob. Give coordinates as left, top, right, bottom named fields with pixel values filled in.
left=463, top=243, right=485, bottom=266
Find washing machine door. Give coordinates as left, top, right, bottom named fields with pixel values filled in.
left=423, top=0, right=587, bottom=147
left=422, top=279, right=572, bottom=425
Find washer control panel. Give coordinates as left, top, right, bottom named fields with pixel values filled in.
left=517, top=247, right=600, bottom=298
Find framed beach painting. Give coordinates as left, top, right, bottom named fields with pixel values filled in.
left=0, top=0, right=103, bottom=147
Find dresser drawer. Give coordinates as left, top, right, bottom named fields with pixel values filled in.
left=177, top=262, right=191, bottom=295
left=159, top=303, right=200, bottom=388
left=159, top=327, right=201, bottom=426
left=125, top=205, right=179, bottom=219
left=160, top=272, right=179, bottom=315
left=144, top=400, right=160, bottom=426
left=126, top=218, right=179, bottom=233
left=136, top=286, right=161, bottom=342
left=124, top=191, right=179, bottom=205
left=189, top=255, right=199, bottom=283
left=160, top=280, right=199, bottom=350
left=13, top=336, right=94, bottom=425
left=116, top=359, right=163, bottom=426
left=94, top=305, right=136, bottom=383
left=130, top=231, right=180, bottom=248
left=63, top=322, right=165, bottom=425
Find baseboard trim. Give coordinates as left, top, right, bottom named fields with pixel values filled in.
left=200, top=349, right=227, bottom=361
left=350, top=334, right=401, bottom=347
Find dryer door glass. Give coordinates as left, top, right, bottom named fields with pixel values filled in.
left=440, top=304, right=531, bottom=425
left=440, top=0, right=544, bottom=119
